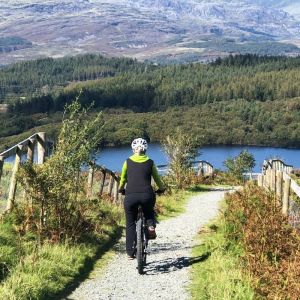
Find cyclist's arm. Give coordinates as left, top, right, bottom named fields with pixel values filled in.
left=152, top=164, right=165, bottom=190
left=119, top=161, right=127, bottom=189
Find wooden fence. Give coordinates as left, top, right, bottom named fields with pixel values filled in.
left=86, top=163, right=120, bottom=203
left=0, top=132, right=121, bottom=213
left=197, top=160, right=214, bottom=176
left=257, top=159, right=300, bottom=229
left=262, top=158, right=293, bottom=174
left=0, top=132, right=47, bottom=212
left=157, top=160, right=214, bottom=177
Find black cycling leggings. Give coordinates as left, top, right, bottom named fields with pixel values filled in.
left=124, top=192, right=155, bottom=256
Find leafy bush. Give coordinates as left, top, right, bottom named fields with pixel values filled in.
left=163, top=129, right=199, bottom=189
left=17, top=99, right=105, bottom=241
left=224, top=150, right=255, bottom=182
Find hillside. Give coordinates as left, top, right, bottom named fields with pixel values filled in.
left=0, top=54, right=300, bottom=150
left=1, top=0, right=300, bottom=65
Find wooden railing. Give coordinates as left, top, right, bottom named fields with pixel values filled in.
left=86, top=163, right=120, bottom=203
left=262, top=158, right=293, bottom=174
left=257, top=160, right=300, bottom=229
left=157, top=160, right=214, bottom=177
left=197, top=160, right=214, bottom=176
left=0, top=132, right=122, bottom=213
left=0, top=132, right=47, bottom=211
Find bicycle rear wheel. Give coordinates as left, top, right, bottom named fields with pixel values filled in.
left=136, top=218, right=144, bottom=274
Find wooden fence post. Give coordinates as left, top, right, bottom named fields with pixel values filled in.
left=267, top=169, right=272, bottom=189
left=37, top=132, right=46, bottom=164
left=87, top=166, right=94, bottom=198
left=266, top=169, right=271, bottom=189
left=282, top=178, right=291, bottom=216
left=257, top=174, right=263, bottom=187
left=113, top=179, right=119, bottom=203
left=27, top=138, right=35, bottom=163
left=197, top=162, right=203, bottom=176
left=276, top=171, right=283, bottom=202
left=262, top=172, right=266, bottom=188
left=263, top=169, right=267, bottom=188
left=271, top=169, right=276, bottom=192
left=6, top=147, right=22, bottom=211
left=99, top=170, right=106, bottom=196
left=108, top=175, right=114, bottom=196
left=0, top=156, right=4, bottom=183
left=23, top=139, right=35, bottom=202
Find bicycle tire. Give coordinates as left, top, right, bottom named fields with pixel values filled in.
left=136, top=218, right=144, bottom=274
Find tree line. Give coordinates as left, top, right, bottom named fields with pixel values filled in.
left=0, top=54, right=149, bottom=105
left=4, top=54, right=300, bottom=114
left=1, top=97, right=300, bottom=151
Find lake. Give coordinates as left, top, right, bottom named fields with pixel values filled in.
left=95, top=144, right=300, bottom=173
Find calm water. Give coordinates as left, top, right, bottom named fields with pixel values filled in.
left=4, top=144, right=300, bottom=172
left=95, top=144, right=300, bottom=173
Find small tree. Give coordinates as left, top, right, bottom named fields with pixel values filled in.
left=18, top=99, right=105, bottom=241
left=224, top=149, right=255, bottom=181
left=163, top=128, right=199, bottom=189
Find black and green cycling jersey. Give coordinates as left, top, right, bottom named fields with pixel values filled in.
left=119, top=153, right=164, bottom=191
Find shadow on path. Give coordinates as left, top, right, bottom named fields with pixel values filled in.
left=188, top=186, right=234, bottom=192
left=145, top=252, right=211, bottom=275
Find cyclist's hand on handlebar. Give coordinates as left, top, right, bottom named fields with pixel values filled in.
left=155, top=188, right=166, bottom=195
left=118, top=188, right=125, bottom=195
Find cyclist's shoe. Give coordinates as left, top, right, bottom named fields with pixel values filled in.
left=148, top=226, right=157, bottom=239
left=127, top=254, right=135, bottom=260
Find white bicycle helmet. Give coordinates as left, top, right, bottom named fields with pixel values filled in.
left=131, top=138, right=148, bottom=151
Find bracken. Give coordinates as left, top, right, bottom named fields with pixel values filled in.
left=224, top=183, right=300, bottom=299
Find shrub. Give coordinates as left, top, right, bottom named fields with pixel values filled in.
left=224, top=150, right=255, bottom=182
left=225, top=184, right=300, bottom=299
left=17, top=99, right=105, bottom=241
left=163, top=128, right=199, bottom=189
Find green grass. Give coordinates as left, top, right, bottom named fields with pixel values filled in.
left=0, top=222, right=23, bottom=282
left=156, top=190, right=191, bottom=221
left=0, top=233, right=122, bottom=300
left=0, top=243, right=96, bottom=299
left=190, top=218, right=255, bottom=300
left=0, top=199, right=123, bottom=300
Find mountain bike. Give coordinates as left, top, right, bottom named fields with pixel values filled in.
left=134, top=190, right=164, bottom=274
left=136, top=204, right=148, bottom=274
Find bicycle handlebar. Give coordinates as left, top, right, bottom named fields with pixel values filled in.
left=118, top=188, right=166, bottom=195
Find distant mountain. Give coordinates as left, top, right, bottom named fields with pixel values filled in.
left=248, top=0, right=300, bottom=18
left=1, top=0, right=300, bottom=65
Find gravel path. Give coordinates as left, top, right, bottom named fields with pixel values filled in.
left=67, top=190, right=226, bottom=300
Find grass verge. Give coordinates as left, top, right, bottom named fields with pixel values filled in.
left=156, top=190, right=190, bottom=221
left=0, top=199, right=123, bottom=300
left=190, top=216, right=255, bottom=299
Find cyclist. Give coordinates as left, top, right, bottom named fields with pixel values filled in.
left=118, top=138, right=165, bottom=259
